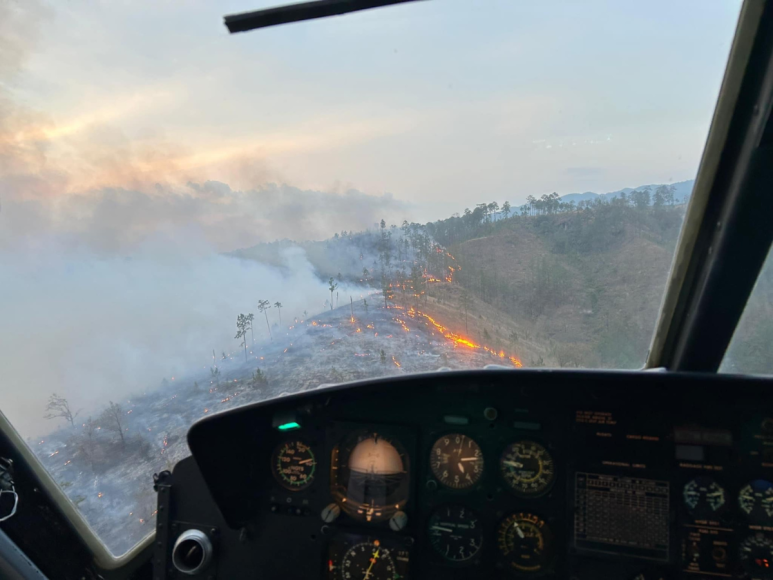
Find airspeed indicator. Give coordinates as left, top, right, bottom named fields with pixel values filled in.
left=500, top=441, right=555, bottom=497
left=271, top=440, right=316, bottom=491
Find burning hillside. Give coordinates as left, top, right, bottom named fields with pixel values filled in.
left=30, top=295, right=521, bottom=555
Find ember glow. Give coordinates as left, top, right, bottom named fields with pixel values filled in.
left=403, top=307, right=523, bottom=368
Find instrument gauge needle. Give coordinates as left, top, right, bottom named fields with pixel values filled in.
left=363, top=548, right=379, bottom=579
left=513, top=523, right=525, bottom=539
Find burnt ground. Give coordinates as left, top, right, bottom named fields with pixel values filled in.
left=32, top=296, right=515, bottom=555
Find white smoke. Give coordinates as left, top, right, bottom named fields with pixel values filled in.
left=0, top=182, right=408, bottom=437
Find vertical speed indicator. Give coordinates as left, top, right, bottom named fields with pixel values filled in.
left=428, top=505, right=483, bottom=562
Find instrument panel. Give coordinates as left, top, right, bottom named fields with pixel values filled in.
left=154, top=370, right=773, bottom=579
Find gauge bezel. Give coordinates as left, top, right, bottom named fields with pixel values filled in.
left=325, top=531, right=412, bottom=580
left=499, top=439, right=556, bottom=499
left=429, top=432, right=485, bottom=491
left=739, top=533, right=773, bottom=578
left=329, top=427, right=412, bottom=524
left=682, top=475, right=727, bottom=518
left=271, top=438, right=317, bottom=492
left=739, top=479, right=773, bottom=525
left=497, top=511, right=553, bottom=575
left=427, top=503, right=484, bottom=564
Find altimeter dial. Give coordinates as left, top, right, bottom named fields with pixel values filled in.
left=430, top=434, right=484, bottom=490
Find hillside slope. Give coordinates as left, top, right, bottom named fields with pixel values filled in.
left=444, top=205, right=686, bottom=368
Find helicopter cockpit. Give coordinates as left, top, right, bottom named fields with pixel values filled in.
left=1, top=1, right=773, bottom=579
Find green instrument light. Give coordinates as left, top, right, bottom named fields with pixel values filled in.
left=277, top=421, right=301, bottom=431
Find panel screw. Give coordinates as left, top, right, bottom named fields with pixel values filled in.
left=483, top=407, right=498, bottom=421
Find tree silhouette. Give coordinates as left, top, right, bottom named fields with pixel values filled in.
left=258, top=300, right=273, bottom=339
left=487, top=201, right=500, bottom=223
left=250, top=369, right=269, bottom=389
left=274, top=302, right=283, bottom=326
left=100, top=401, right=126, bottom=446
left=71, top=418, right=99, bottom=472
left=328, top=278, right=338, bottom=311
left=235, top=313, right=250, bottom=361
left=247, top=313, right=255, bottom=345
left=210, top=366, right=220, bottom=386
left=381, top=274, right=393, bottom=308
left=43, top=394, right=79, bottom=427
left=653, top=185, right=667, bottom=207
left=664, top=184, right=676, bottom=206
left=502, top=201, right=511, bottom=219
left=410, top=265, right=423, bottom=309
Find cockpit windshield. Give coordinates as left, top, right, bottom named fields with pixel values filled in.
left=0, top=0, right=742, bottom=556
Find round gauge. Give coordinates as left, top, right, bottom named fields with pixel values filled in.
left=330, top=431, right=409, bottom=523
left=497, top=512, right=552, bottom=574
left=428, top=505, right=483, bottom=563
left=272, top=440, right=316, bottom=491
left=740, top=534, right=773, bottom=579
left=341, top=540, right=396, bottom=580
left=683, top=476, right=726, bottom=517
left=499, top=441, right=555, bottom=498
left=430, top=434, right=484, bottom=490
left=739, top=480, right=773, bottom=524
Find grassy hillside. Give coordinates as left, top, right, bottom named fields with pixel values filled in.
left=441, top=202, right=686, bottom=368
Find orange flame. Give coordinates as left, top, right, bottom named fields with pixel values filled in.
left=404, top=307, right=523, bottom=367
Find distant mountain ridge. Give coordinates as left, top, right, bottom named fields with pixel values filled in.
left=558, top=179, right=694, bottom=205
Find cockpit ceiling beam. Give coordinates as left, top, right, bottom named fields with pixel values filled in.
left=224, top=0, right=425, bottom=34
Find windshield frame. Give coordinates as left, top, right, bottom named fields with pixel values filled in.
left=646, top=0, right=773, bottom=372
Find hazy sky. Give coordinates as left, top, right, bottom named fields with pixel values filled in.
left=3, top=0, right=742, bottom=230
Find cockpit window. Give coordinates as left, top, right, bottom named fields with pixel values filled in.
left=0, top=0, right=742, bottom=556
left=720, top=246, right=773, bottom=375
